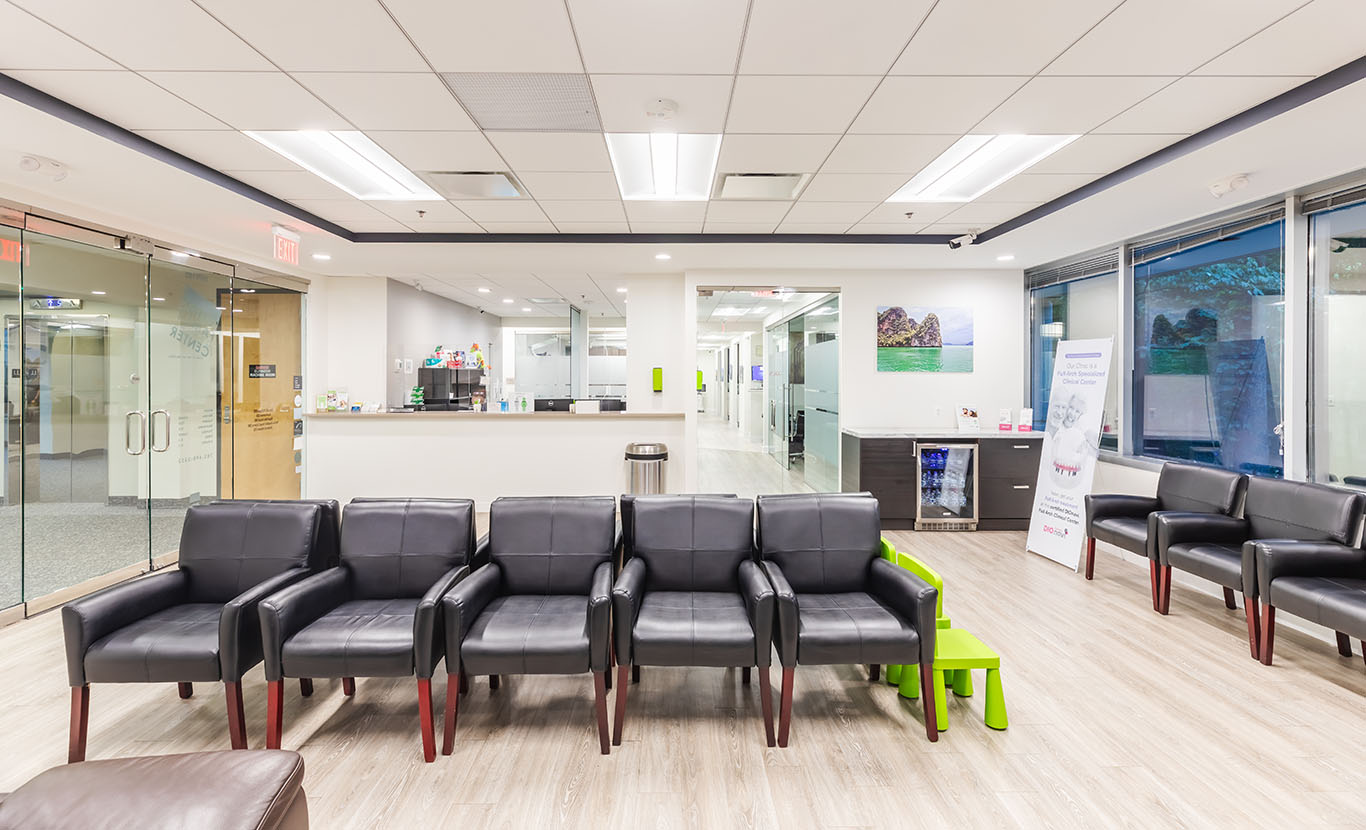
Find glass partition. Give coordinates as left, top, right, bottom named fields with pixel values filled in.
left=0, top=226, right=19, bottom=610
left=1029, top=272, right=1119, bottom=449
left=1311, top=201, right=1366, bottom=487
left=802, top=297, right=840, bottom=491
left=514, top=331, right=571, bottom=399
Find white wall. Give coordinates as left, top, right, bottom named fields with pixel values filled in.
left=625, top=273, right=686, bottom=412
left=385, top=280, right=502, bottom=406
left=308, top=275, right=387, bottom=409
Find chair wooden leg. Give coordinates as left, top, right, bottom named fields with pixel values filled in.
left=632, top=665, right=641, bottom=684
left=459, top=667, right=469, bottom=697
left=489, top=675, right=500, bottom=691
left=869, top=664, right=881, bottom=682
left=920, top=663, right=939, bottom=743
left=1223, top=588, right=1237, bottom=610
left=266, top=680, right=284, bottom=750
left=1158, top=565, right=1173, bottom=615
left=441, top=672, right=459, bottom=756
left=778, top=667, right=794, bottom=748
left=418, top=678, right=435, bottom=763
left=1361, top=641, right=1365, bottom=668
left=178, top=682, right=193, bottom=699
left=299, top=678, right=313, bottom=697
left=741, top=666, right=751, bottom=685
left=758, top=667, right=775, bottom=748
left=1259, top=603, right=1276, bottom=666
left=342, top=677, right=355, bottom=696
left=68, top=685, right=89, bottom=764
left=594, top=672, right=611, bottom=755
left=1337, top=631, right=1353, bottom=657
left=224, top=681, right=247, bottom=750
left=1084, top=537, right=1096, bottom=580
left=1148, top=560, right=1159, bottom=610
left=1244, top=595, right=1260, bottom=660
left=612, top=664, right=630, bottom=746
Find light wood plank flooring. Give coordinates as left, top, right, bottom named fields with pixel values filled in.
left=1, top=532, right=1364, bottom=828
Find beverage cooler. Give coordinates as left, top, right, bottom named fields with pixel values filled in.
left=915, top=443, right=979, bottom=530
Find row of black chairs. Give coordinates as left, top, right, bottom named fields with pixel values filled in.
left=63, top=493, right=939, bottom=764
left=1085, top=462, right=1366, bottom=665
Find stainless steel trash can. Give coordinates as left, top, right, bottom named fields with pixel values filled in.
left=625, top=442, right=668, bottom=494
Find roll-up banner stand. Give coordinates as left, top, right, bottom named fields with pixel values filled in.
left=1025, top=338, right=1114, bottom=569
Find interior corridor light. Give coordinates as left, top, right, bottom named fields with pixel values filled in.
left=312, top=253, right=332, bottom=261
left=887, top=134, right=1079, bottom=203
left=605, top=133, right=721, bottom=201
left=654, top=253, right=671, bottom=260
left=244, top=130, right=443, bottom=201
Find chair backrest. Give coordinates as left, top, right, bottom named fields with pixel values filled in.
left=180, top=502, right=321, bottom=603
left=620, top=493, right=737, bottom=560
left=756, top=492, right=880, bottom=594
left=631, top=496, right=754, bottom=592
left=1243, top=478, right=1365, bottom=545
left=339, top=499, right=476, bottom=599
left=1155, top=463, right=1246, bottom=516
left=894, top=549, right=946, bottom=621
left=212, top=498, right=341, bottom=570
left=487, top=496, right=616, bottom=595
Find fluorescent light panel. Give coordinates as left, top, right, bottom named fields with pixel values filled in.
left=605, top=133, right=721, bottom=201
left=244, top=130, right=442, bottom=201
left=887, top=134, right=1079, bottom=203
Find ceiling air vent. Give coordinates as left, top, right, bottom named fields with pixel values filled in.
left=420, top=172, right=525, bottom=199
left=715, top=173, right=809, bottom=200
left=443, top=73, right=602, bottom=132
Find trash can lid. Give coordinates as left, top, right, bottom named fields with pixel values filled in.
left=625, top=442, right=668, bottom=460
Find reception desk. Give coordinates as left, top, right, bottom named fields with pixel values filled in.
left=304, top=410, right=686, bottom=508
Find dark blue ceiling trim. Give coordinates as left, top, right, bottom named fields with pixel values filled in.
left=351, top=231, right=956, bottom=244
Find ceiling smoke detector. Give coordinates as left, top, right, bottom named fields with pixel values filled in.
left=19, top=154, right=67, bottom=182
left=1208, top=173, right=1249, bottom=199
left=645, top=98, right=678, bottom=121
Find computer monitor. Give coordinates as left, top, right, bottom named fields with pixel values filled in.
left=751, top=365, right=764, bottom=382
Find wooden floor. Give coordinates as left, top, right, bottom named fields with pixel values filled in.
left=2, top=532, right=1365, bottom=828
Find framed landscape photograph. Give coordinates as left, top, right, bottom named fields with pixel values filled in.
left=876, top=306, right=974, bottom=372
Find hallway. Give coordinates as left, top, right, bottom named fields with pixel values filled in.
left=696, top=414, right=817, bottom=500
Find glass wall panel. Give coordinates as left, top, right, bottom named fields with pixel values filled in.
left=513, top=331, right=571, bottom=399
left=0, top=226, right=19, bottom=609
left=1132, top=221, right=1285, bottom=476
left=1029, top=272, right=1119, bottom=449
left=1311, top=201, right=1366, bottom=487
left=802, top=297, right=840, bottom=492
left=765, top=324, right=788, bottom=468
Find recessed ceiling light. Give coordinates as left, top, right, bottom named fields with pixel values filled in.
left=477, top=287, right=491, bottom=293
left=233, top=308, right=243, bottom=313
left=616, top=287, right=628, bottom=293
left=714, top=307, right=748, bottom=317
left=152, top=297, right=165, bottom=302
left=244, top=130, right=442, bottom=201
left=654, top=253, right=671, bottom=260
left=170, top=251, right=188, bottom=260
left=997, top=254, right=1015, bottom=262
left=502, top=298, right=514, bottom=303
left=605, top=133, right=721, bottom=201
left=215, top=306, right=226, bottom=311
left=312, top=253, right=331, bottom=261
left=239, top=288, right=256, bottom=293
left=521, top=307, right=531, bottom=312
left=887, top=134, right=1079, bottom=203
left=91, top=290, right=106, bottom=295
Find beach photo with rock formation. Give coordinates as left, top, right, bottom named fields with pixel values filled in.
left=876, top=305, right=974, bottom=372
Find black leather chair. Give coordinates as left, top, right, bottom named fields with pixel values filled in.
left=440, top=496, right=617, bottom=755
left=258, top=499, right=476, bottom=763
left=1241, top=480, right=1366, bottom=665
left=757, top=493, right=939, bottom=746
left=211, top=499, right=341, bottom=570
left=611, top=496, right=775, bottom=747
left=61, top=502, right=324, bottom=762
left=1084, top=462, right=1246, bottom=611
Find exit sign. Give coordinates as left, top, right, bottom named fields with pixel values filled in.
left=272, top=225, right=300, bottom=266
left=0, top=238, right=21, bottom=264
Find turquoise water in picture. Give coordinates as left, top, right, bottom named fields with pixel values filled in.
left=877, top=345, right=974, bottom=372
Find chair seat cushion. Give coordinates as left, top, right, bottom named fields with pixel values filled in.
left=1089, top=517, right=1149, bottom=556
left=460, top=595, right=590, bottom=675
left=84, top=604, right=223, bottom=683
left=283, top=599, right=417, bottom=678
left=795, top=592, right=919, bottom=666
left=633, top=591, right=755, bottom=667
left=1269, top=577, right=1366, bottom=638
left=1166, top=542, right=1243, bottom=590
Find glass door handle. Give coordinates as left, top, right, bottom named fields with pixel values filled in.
left=150, top=409, right=171, bottom=452
left=125, top=410, right=147, bottom=456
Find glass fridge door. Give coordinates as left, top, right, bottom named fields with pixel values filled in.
left=916, top=443, right=978, bottom=529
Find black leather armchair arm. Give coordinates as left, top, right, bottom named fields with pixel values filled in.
left=1086, top=494, right=1160, bottom=526
left=258, top=568, right=351, bottom=681
left=589, top=561, right=613, bottom=673
left=869, top=558, right=938, bottom=666
left=472, top=534, right=490, bottom=569
left=611, top=558, right=646, bottom=666
left=1253, top=540, right=1366, bottom=599
left=414, top=565, right=470, bottom=678
left=62, top=570, right=189, bottom=687
left=738, top=560, right=774, bottom=668
left=761, top=561, right=798, bottom=667
left=1153, top=512, right=1249, bottom=566
left=440, top=563, right=502, bottom=666
left=220, top=567, right=312, bottom=682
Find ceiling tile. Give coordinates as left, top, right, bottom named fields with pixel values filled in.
left=538, top=201, right=628, bottom=223
left=739, top=0, right=936, bottom=74
left=554, top=222, right=631, bottom=233
left=848, top=222, right=931, bottom=234
left=591, top=75, right=733, bottom=133
left=137, top=130, right=302, bottom=171
left=486, top=132, right=612, bottom=172
left=974, top=76, right=1173, bottom=134
left=1024, top=134, right=1182, bottom=175
left=774, top=222, right=853, bottom=233
left=197, top=0, right=428, bottom=71
left=850, top=76, right=1026, bottom=133
left=704, top=201, right=793, bottom=222
left=0, top=3, right=119, bottom=70
left=383, top=0, right=583, bottom=72
left=624, top=202, right=708, bottom=222
left=5, top=71, right=226, bottom=130
left=703, top=222, right=779, bottom=233
left=977, top=174, right=1096, bottom=203
left=366, top=132, right=505, bottom=172
left=860, top=201, right=959, bottom=224
left=567, top=0, right=747, bottom=73
left=286, top=198, right=389, bottom=222
left=893, top=0, right=1123, bottom=75
left=294, top=73, right=475, bottom=131
left=452, top=201, right=549, bottom=222
left=372, top=201, right=472, bottom=223
left=10, top=0, right=272, bottom=70
left=820, top=134, right=956, bottom=174
left=1043, top=0, right=1306, bottom=76
left=1197, top=0, right=1366, bottom=76
left=481, top=222, right=559, bottom=233
left=518, top=172, right=622, bottom=200
left=1097, top=76, right=1307, bottom=134
left=143, top=72, right=349, bottom=130
left=798, top=173, right=907, bottom=202
left=939, top=202, right=1037, bottom=223
left=234, top=171, right=354, bottom=199
left=783, top=202, right=875, bottom=223
left=626, top=221, right=705, bottom=233
left=715, top=134, right=841, bottom=173
left=727, top=76, right=881, bottom=133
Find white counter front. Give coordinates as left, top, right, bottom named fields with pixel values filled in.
left=304, top=411, right=686, bottom=508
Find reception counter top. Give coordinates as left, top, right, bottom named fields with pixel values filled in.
left=842, top=427, right=1042, bottom=439
left=305, top=410, right=685, bottom=420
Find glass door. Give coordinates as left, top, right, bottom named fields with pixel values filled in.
left=0, top=225, right=20, bottom=610
left=802, top=297, right=840, bottom=492
left=766, top=324, right=788, bottom=468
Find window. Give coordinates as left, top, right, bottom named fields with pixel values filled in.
left=1311, top=200, right=1366, bottom=488
left=1132, top=221, right=1285, bottom=476
left=1029, top=272, right=1119, bottom=450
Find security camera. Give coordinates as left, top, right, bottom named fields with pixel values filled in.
left=947, top=232, right=978, bottom=250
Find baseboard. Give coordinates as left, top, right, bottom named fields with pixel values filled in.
left=25, top=561, right=150, bottom=616
left=0, top=603, right=24, bottom=630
